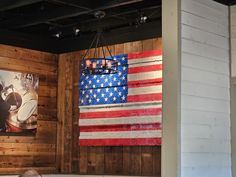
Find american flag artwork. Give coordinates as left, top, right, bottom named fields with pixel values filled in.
left=79, top=49, right=162, bottom=146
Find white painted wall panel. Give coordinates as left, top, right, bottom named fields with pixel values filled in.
left=193, top=0, right=228, bottom=14
left=182, top=12, right=228, bottom=37
left=182, top=95, right=229, bottom=113
left=182, top=153, right=231, bottom=167
left=182, top=25, right=228, bottom=49
left=231, top=6, right=236, bottom=77
left=181, top=0, right=230, bottom=177
left=182, top=109, right=230, bottom=127
left=182, top=39, right=229, bottom=62
left=182, top=139, right=230, bottom=153
left=182, top=167, right=231, bottom=177
left=182, top=53, right=229, bottom=75
left=182, top=0, right=228, bottom=25
left=182, top=81, right=229, bottom=100
left=182, top=67, right=229, bottom=87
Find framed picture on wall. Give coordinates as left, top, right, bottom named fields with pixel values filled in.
left=0, top=69, right=39, bottom=135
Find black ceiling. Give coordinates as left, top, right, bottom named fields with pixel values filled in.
left=0, top=0, right=161, bottom=53
left=0, top=0, right=234, bottom=53
left=214, top=0, right=236, bottom=5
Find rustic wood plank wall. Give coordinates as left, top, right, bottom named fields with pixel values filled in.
left=58, top=38, right=162, bottom=176
left=0, top=38, right=161, bottom=175
left=0, top=44, right=58, bottom=174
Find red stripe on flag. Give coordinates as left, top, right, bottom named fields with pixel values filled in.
left=128, top=64, right=162, bottom=74
left=79, top=138, right=162, bottom=146
left=128, top=49, right=162, bottom=60
left=128, top=81, right=162, bottom=88
left=127, top=93, right=162, bottom=102
left=128, top=78, right=162, bottom=85
left=79, top=123, right=161, bottom=132
left=80, top=108, right=162, bottom=119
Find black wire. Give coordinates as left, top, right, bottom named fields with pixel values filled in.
left=82, top=32, right=98, bottom=60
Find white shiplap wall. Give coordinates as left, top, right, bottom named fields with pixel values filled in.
left=231, top=6, right=236, bottom=77
left=230, top=5, right=236, bottom=177
left=181, top=0, right=231, bottom=177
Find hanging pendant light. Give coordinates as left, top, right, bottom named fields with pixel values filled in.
left=81, top=11, right=118, bottom=75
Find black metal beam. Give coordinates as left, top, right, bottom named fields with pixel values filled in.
left=230, top=0, right=236, bottom=5
left=0, top=0, right=43, bottom=11
left=212, top=0, right=236, bottom=6
left=48, top=0, right=91, bottom=10
left=57, top=5, right=161, bottom=36
left=1, top=0, right=143, bottom=29
left=56, top=19, right=161, bottom=53
left=0, top=19, right=161, bottom=54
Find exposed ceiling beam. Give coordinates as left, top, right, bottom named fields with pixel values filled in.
left=56, top=19, right=161, bottom=53
left=48, top=0, right=91, bottom=11
left=57, top=4, right=161, bottom=32
left=61, top=10, right=161, bottom=36
left=0, top=0, right=144, bottom=29
left=230, top=0, right=236, bottom=5
left=0, top=0, right=43, bottom=11
left=212, top=0, right=236, bottom=5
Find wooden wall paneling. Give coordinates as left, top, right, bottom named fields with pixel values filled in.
left=0, top=167, right=56, bottom=174
left=36, top=120, right=57, bottom=143
left=141, top=147, right=153, bottom=176
left=0, top=143, right=55, bottom=156
left=124, top=41, right=142, bottom=54
left=57, top=53, right=74, bottom=173
left=64, top=53, right=73, bottom=172
left=0, top=44, right=58, bottom=65
left=74, top=50, right=89, bottom=174
left=87, top=147, right=104, bottom=174
left=0, top=155, right=55, bottom=168
left=57, top=54, right=66, bottom=172
left=76, top=50, right=89, bottom=174
left=153, top=147, right=161, bottom=176
left=104, top=147, right=123, bottom=174
left=142, top=39, right=154, bottom=51
left=79, top=146, right=88, bottom=174
left=0, top=44, right=58, bottom=174
left=153, top=38, right=162, bottom=50
left=122, top=147, right=131, bottom=175
left=72, top=52, right=80, bottom=173
left=130, top=147, right=142, bottom=175
left=114, top=43, right=125, bottom=55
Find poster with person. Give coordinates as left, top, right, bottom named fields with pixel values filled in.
left=0, top=70, right=39, bottom=135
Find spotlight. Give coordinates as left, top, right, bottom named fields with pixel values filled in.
left=140, top=16, right=147, bottom=23
left=53, top=31, right=62, bottom=38
left=140, top=15, right=148, bottom=24
left=74, top=27, right=80, bottom=36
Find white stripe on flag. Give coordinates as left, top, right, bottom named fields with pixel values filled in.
left=128, top=56, right=162, bottom=65
left=128, top=70, right=162, bottom=81
left=80, top=130, right=162, bottom=139
left=128, top=85, right=162, bottom=96
left=79, top=102, right=162, bottom=112
left=129, top=60, right=162, bottom=68
left=79, top=115, right=161, bottom=126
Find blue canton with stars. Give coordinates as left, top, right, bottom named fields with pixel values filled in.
left=79, top=54, right=128, bottom=106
